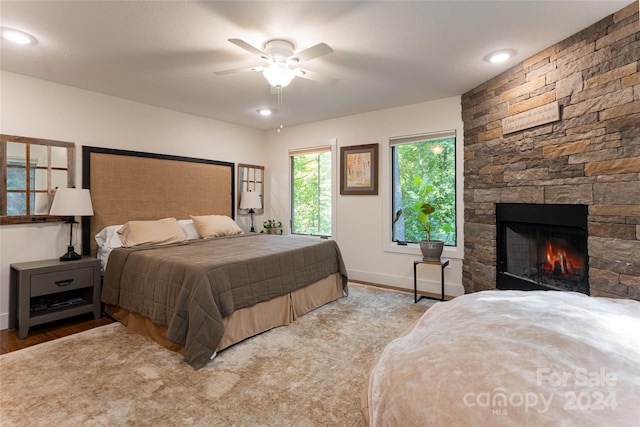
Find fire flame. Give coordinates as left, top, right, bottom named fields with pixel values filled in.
left=542, top=242, right=582, bottom=276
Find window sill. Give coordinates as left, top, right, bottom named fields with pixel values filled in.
left=383, top=241, right=463, bottom=260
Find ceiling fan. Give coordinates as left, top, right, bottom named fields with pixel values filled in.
left=215, top=38, right=338, bottom=87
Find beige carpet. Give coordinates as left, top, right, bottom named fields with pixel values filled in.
left=0, top=284, right=434, bottom=427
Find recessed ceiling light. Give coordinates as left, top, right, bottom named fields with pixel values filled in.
left=257, top=108, right=272, bottom=116
left=485, top=49, right=515, bottom=64
left=1, top=27, right=37, bottom=45
left=490, top=53, right=510, bottom=63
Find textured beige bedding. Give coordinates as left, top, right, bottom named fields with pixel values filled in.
left=367, top=291, right=640, bottom=426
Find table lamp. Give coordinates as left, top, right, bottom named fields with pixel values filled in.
left=239, top=191, right=262, bottom=233
left=49, top=188, right=94, bottom=261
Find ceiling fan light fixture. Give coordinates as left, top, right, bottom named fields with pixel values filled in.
left=263, top=62, right=295, bottom=88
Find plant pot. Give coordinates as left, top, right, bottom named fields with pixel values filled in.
left=420, top=240, right=444, bottom=261
left=267, top=228, right=282, bottom=235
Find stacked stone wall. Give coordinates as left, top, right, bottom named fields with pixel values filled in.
left=462, top=2, right=640, bottom=299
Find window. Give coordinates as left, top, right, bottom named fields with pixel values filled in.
left=290, top=146, right=332, bottom=236
left=391, top=130, right=456, bottom=246
left=1, top=134, right=75, bottom=224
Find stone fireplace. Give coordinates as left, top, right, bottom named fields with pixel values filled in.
left=496, top=203, right=588, bottom=294
left=461, top=2, right=639, bottom=301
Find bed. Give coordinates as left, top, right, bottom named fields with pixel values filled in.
left=82, top=146, right=348, bottom=369
left=364, top=290, right=640, bottom=426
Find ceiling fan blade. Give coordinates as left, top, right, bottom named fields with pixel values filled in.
left=228, top=38, right=270, bottom=61
left=214, top=66, right=265, bottom=75
left=295, top=68, right=339, bottom=86
left=290, top=43, right=333, bottom=63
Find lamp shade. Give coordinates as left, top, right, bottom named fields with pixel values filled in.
left=239, top=191, right=262, bottom=210
left=49, top=188, right=94, bottom=216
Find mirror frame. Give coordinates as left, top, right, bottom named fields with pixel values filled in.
left=1, top=134, right=75, bottom=225
left=237, top=163, right=264, bottom=215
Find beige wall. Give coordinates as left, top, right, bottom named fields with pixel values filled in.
left=0, top=71, right=265, bottom=329
left=264, top=96, right=466, bottom=297
left=0, top=72, right=466, bottom=330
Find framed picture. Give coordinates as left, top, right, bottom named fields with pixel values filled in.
left=340, top=143, right=378, bottom=195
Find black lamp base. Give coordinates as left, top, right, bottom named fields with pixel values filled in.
left=249, top=209, right=256, bottom=233
left=60, top=246, right=81, bottom=261
left=60, top=218, right=81, bottom=261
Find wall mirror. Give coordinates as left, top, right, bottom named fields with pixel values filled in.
left=237, top=163, right=264, bottom=214
left=1, top=134, right=75, bottom=224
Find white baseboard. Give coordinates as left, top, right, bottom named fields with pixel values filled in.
left=0, top=312, right=9, bottom=331
left=346, top=268, right=464, bottom=297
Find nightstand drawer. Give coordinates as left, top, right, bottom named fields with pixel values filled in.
left=31, top=267, right=94, bottom=297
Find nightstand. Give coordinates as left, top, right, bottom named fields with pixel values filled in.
left=9, top=257, right=101, bottom=339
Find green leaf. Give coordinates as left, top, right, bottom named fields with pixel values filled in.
left=392, top=209, right=403, bottom=225
left=419, top=203, right=435, bottom=215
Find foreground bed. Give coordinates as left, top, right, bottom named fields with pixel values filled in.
left=365, top=290, right=640, bottom=426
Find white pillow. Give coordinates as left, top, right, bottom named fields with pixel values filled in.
left=178, top=219, right=201, bottom=240
left=190, top=215, right=244, bottom=239
left=95, top=224, right=124, bottom=249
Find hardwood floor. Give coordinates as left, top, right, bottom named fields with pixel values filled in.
left=0, top=282, right=444, bottom=356
left=0, top=313, right=114, bottom=355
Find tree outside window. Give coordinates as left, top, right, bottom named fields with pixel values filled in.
left=391, top=133, right=456, bottom=245
left=290, top=148, right=332, bottom=236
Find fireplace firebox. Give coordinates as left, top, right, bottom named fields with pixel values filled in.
left=496, top=204, right=589, bottom=295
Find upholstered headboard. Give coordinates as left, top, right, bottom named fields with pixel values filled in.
left=81, top=146, right=234, bottom=256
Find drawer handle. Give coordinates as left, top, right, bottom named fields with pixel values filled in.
left=55, top=279, right=74, bottom=287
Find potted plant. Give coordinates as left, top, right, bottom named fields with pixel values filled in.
left=393, top=176, right=444, bottom=261
left=261, top=219, right=283, bottom=235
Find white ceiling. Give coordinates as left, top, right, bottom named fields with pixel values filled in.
left=0, top=1, right=630, bottom=130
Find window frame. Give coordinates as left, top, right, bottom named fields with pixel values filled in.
left=390, top=130, right=457, bottom=246
left=382, top=129, right=464, bottom=259
left=288, top=139, right=337, bottom=238
left=1, top=134, right=75, bottom=225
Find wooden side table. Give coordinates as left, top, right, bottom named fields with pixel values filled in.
left=9, top=257, right=101, bottom=339
left=413, top=258, right=450, bottom=303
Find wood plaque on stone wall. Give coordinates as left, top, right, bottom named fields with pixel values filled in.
left=502, top=101, right=560, bottom=134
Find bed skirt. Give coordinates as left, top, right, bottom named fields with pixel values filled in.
left=105, top=273, right=344, bottom=355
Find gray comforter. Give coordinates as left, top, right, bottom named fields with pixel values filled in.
left=102, top=234, right=348, bottom=369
